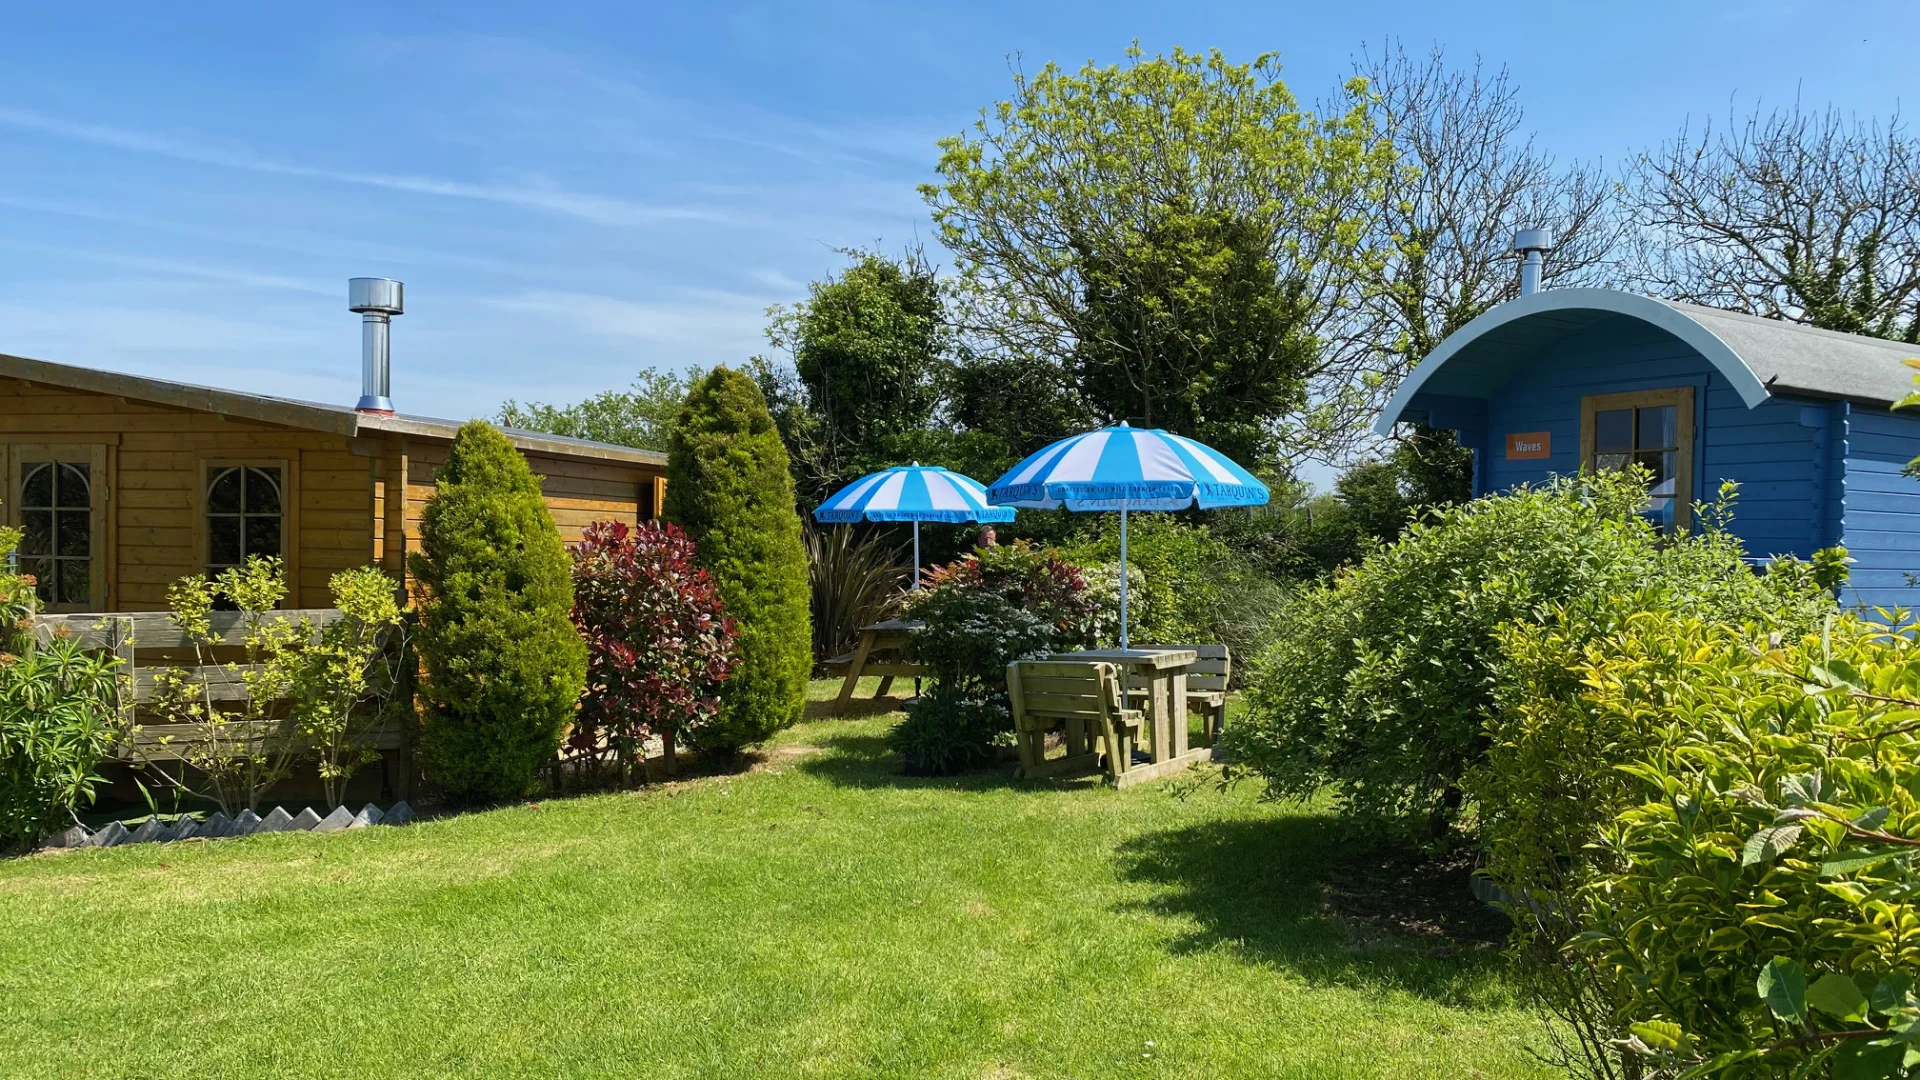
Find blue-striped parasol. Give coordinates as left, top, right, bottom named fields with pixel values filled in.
left=814, top=463, right=1015, bottom=588
left=988, top=423, right=1269, bottom=648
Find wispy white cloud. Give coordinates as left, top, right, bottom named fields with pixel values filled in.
left=0, top=191, right=572, bottom=277
left=7, top=240, right=335, bottom=295
left=363, top=33, right=944, bottom=172
left=748, top=267, right=806, bottom=292
left=489, top=288, right=774, bottom=352
left=0, top=105, right=735, bottom=227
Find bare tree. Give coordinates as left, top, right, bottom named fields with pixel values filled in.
left=1300, top=44, right=1622, bottom=461
left=1624, top=100, right=1920, bottom=340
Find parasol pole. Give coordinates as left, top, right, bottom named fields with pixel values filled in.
left=1119, top=499, right=1129, bottom=651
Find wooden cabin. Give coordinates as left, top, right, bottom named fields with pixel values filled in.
left=1376, top=287, right=1920, bottom=612
left=0, top=350, right=667, bottom=612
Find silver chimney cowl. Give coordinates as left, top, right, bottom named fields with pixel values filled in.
left=1511, top=229, right=1554, bottom=296
left=348, top=277, right=404, bottom=414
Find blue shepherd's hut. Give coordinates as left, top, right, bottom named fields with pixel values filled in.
left=1376, top=285, right=1920, bottom=612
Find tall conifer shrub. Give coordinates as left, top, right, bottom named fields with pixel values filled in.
left=411, top=421, right=586, bottom=800
left=665, top=367, right=811, bottom=751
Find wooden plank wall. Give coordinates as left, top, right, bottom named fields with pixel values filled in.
left=1476, top=316, right=1827, bottom=561
left=0, top=377, right=666, bottom=609
left=1840, top=406, right=1920, bottom=612
left=0, top=378, right=375, bottom=609
left=398, top=441, right=658, bottom=553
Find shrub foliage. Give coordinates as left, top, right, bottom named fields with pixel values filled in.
left=0, top=527, right=123, bottom=851
left=1230, top=471, right=1837, bottom=845
left=889, top=540, right=1096, bottom=775
left=571, top=520, right=738, bottom=777
left=887, top=687, right=1008, bottom=777
left=906, top=540, right=1096, bottom=694
left=664, top=367, right=812, bottom=752
left=804, top=521, right=909, bottom=664
left=1487, top=611, right=1920, bottom=1079
left=292, top=566, right=410, bottom=811
left=411, top=421, right=586, bottom=801
left=1063, top=515, right=1283, bottom=666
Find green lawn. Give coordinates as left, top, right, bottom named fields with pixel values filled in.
left=0, top=679, right=1552, bottom=1079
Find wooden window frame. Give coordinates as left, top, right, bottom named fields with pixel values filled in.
left=7, top=443, right=110, bottom=613
left=1579, top=386, right=1696, bottom=534
left=196, top=458, right=298, bottom=597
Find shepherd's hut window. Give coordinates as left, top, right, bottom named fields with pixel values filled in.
left=1580, top=387, right=1696, bottom=534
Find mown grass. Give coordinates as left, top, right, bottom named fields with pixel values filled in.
left=0, top=679, right=1552, bottom=1079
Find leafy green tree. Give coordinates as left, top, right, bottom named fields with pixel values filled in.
left=922, top=44, right=1396, bottom=470
left=411, top=421, right=586, bottom=801
left=499, top=366, right=702, bottom=452
left=1068, top=208, right=1320, bottom=466
left=942, top=349, right=1093, bottom=481
left=664, top=367, right=811, bottom=751
left=759, top=249, right=949, bottom=500
left=1331, top=424, right=1474, bottom=545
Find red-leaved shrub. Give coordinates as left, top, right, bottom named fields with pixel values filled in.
left=571, top=520, right=738, bottom=777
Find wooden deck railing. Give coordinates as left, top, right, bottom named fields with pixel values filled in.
left=31, top=609, right=410, bottom=763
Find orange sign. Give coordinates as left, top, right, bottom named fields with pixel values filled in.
left=1506, top=432, right=1551, bottom=460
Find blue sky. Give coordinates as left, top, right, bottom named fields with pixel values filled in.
left=3, top=0, right=1916, bottom=441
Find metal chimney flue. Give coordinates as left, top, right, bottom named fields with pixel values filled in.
left=1512, top=229, right=1554, bottom=296
left=348, top=277, right=404, bottom=414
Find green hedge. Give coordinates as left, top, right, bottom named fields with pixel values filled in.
left=411, top=421, right=586, bottom=801
left=664, top=367, right=811, bottom=752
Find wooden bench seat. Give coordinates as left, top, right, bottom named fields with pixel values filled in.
left=1007, top=660, right=1144, bottom=784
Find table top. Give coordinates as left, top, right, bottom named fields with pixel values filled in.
left=860, top=619, right=925, bottom=633
left=1048, top=647, right=1197, bottom=670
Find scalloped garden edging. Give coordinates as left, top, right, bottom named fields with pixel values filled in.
left=41, top=801, right=415, bottom=851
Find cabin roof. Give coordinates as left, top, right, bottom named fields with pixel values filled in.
left=0, top=351, right=668, bottom=467
left=1376, top=288, right=1920, bottom=435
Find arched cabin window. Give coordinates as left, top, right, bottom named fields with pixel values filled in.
left=205, top=465, right=284, bottom=575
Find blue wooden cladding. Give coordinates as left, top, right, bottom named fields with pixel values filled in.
left=1378, top=289, right=1920, bottom=615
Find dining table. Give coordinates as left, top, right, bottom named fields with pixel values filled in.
left=1044, top=646, right=1207, bottom=781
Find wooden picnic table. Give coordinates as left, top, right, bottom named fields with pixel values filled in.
left=1044, top=646, right=1210, bottom=786
left=825, top=619, right=926, bottom=710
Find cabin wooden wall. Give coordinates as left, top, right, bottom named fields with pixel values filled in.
left=0, top=377, right=668, bottom=611
left=374, top=437, right=666, bottom=587
left=1839, top=406, right=1920, bottom=613
left=0, top=378, right=374, bottom=610
left=1462, top=316, right=1828, bottom=561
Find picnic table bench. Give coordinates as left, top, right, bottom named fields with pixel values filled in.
left=823, top=619, right=926, bottom=710
left=1010, top=646, right=1217, bottom=787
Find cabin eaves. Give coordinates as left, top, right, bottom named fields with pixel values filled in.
left=0, top=351, right=666, bottom=468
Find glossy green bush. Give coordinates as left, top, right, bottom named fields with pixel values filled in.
left=412, top=421, right=586, bottom=802
left=889, top=687, right=1007, bottom=776
left=1229, top=472, right=1837, bottom=845
left=664, top=367, right=812, bottom=753
left=0, top=524, right=124, bottom=852
left=1540, top=612, right=1920, bottom=1078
